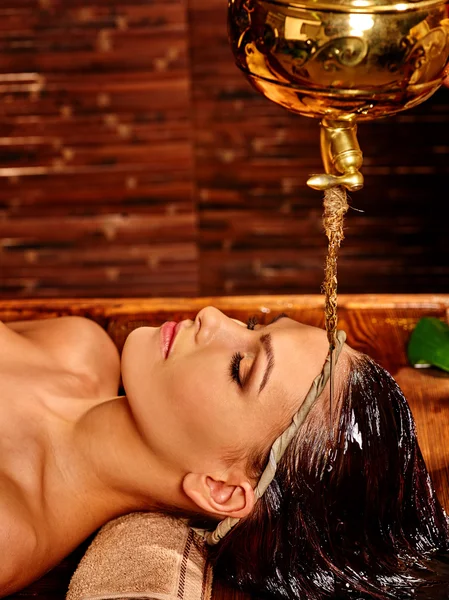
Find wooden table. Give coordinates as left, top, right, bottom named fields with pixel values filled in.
left=2, top=294, right=449, bottom=600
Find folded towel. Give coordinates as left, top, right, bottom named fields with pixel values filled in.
left=66, top=513, right=213, bottom=600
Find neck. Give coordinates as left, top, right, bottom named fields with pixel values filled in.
left=52, top=396, right=190, bottom=531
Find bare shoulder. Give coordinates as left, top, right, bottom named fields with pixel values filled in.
left=4, top=314, right=109, bottom=346
left=0, top=481, right=39, bottom=597
left=2, top=316, right=121, bottom=396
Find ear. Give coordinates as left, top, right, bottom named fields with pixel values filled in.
left=183, top=472, right=255, bottom=519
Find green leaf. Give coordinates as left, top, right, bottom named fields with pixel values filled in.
left=407, top=317, right=449, bottom=373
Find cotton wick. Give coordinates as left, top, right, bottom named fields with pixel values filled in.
left=322, top=186, right=349, bottom=442
left=322, top=186, right=348, bottom=348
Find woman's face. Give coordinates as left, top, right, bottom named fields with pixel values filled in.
left=121, top=307, right=333, bottom=476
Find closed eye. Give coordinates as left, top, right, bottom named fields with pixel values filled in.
left=246, top=313, right=288, bottom=331
left=230, top=313, right=287, bottom=389
left=269, top=312, right=288, bottom=325
left=230, top=352, right=244, bottom=387
left=247, top=316, right=258, bottom=330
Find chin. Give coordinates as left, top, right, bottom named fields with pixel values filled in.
left=121, top=326, right=158, bottom=395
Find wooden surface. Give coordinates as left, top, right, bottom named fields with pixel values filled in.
left=1, top=294, right=449, bottom=600
left=0, top=1, right=449, bottom=297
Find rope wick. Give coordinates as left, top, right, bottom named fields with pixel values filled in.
left=322, top=186, right=349, bottom=442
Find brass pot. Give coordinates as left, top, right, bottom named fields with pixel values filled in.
left=228, top=0, right=449, bottom=190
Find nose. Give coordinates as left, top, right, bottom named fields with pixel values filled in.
left=195, top=306, right=248, bottom=347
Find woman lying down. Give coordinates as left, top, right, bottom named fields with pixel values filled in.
left=1, top=308, right=448, bottom=599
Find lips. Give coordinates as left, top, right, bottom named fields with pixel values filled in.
left=160, top=321, right=180, bottom=359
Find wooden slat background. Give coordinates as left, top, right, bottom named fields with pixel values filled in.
left=0, top=0, right=198, bottom=297
left=0, top=0, right=448, bottom=298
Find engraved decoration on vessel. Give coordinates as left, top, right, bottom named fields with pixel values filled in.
left=228, top=0, right=449, bottom=121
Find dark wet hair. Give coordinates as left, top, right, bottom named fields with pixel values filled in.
left=208, top=354, right=449, bottom=599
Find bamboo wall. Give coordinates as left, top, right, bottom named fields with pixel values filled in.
left=1, top=0, right=448, bottom=298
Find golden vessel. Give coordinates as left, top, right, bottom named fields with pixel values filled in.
left=228, top=0, right=449, bottom=190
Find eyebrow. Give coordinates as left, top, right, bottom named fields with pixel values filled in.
left=258, top=333, right=274, bottom=394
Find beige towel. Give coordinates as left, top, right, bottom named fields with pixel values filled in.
left=66, top=513, right=213, bottom=600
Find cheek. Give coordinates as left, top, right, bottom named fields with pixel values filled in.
left=165, top=362, right=224, bottom=425
left=163, top=361, right=247, bottom=450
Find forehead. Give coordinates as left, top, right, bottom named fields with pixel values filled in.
left=264, top=319, right=329, bottom=388
left=258, top=322, right=352, bottom=417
